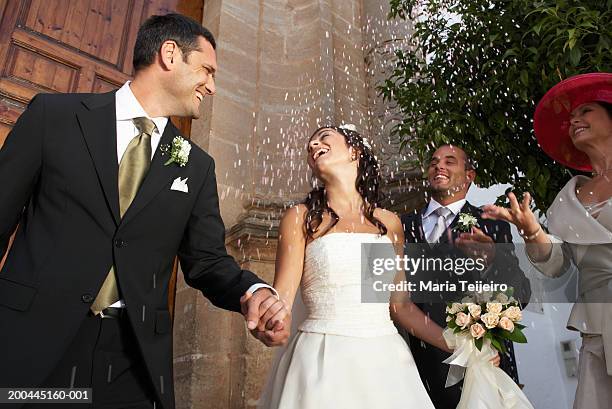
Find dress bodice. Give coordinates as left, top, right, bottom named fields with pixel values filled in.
left=297, top=233, right=398, bottom=337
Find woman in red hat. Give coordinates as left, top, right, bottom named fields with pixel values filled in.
left=482, top=72, right=612, bottom=409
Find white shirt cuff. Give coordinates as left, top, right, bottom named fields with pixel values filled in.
left=247, top=283, right=279, bottom=299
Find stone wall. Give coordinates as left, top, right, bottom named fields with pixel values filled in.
left=173, top=1, right=421, bottom=408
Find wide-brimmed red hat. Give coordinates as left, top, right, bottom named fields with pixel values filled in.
left=534, top=72, right=612, bottom=171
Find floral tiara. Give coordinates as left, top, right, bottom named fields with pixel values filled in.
left=338, top=123, right=372, bottom=149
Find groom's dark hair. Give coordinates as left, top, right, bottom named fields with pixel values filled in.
left=133, top=13, right=216, bottom=72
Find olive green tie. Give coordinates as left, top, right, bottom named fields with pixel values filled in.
left=91, top=117, right=156, bottom=315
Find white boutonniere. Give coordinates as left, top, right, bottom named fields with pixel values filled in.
left=455, top=212, right=479, bottom=232
left=160, top=136, right=191, bottom=167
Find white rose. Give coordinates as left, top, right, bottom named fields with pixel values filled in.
left=503, top=306, right=523, bottom=322
left=495, top=293, right=509, bottom=304
left=481, top=312, right=500, bottom=329
left=498, top=316, right=515, bottom=332
left=447, top=302, right=463, bottom=314
left=446, top=315, right=453, bottom=322
left=486, top=302, right=503, bottom=315
left=455, top=312, right=471, bottom=329
left=470, top=323, right=486, bottom=339
left=479, top=291, right=494, bottom=302
left=461, top=295, right=475, bottom=304
left=468, top=304, right=482, bottom=319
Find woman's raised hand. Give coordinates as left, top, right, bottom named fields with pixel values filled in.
left=481, top=191, right=541, bottom=238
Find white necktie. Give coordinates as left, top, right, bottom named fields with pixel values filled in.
left=427, top=206, right=452, bottom=243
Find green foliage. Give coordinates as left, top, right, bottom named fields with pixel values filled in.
left=381, top=0, right=612, bottom=208
left=474, top=336, right=484, bottom=351
left=490, top=336, right=508, bottom=354
left=498, top=326, right=528, bottom=343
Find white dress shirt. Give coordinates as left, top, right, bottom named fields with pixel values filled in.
left=115, top=81, right=168, bottom=163
left=110, top=82, right=277, bottom=308
left=422, top=198, right=497, bottom=278
left=421, top=198, right=466, bottom=238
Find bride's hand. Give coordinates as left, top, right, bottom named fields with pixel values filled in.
left=250, top=316, right=291, bottom=347
left=490, top=352, right=500, bottom=367
left=481, top=191, right=541, bottom=238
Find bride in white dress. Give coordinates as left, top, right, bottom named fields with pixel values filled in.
left=258, top=126, right=436, bottom=409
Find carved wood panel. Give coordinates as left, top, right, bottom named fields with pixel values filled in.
left=0, top=0, right=203, bottom=142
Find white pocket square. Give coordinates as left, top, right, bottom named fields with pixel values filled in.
left=170, top=177, right=189, bottom=193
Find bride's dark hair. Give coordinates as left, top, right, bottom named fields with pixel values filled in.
left=304, top=126, right=387, bottom=239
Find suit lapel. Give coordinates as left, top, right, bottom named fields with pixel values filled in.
left=401, top=211, right=424, bottom=243
left=414, top=210, right=426, bottom=243
left=76, top=92, right=121, bottom=226
left=120, top=122, right=183, bottom=227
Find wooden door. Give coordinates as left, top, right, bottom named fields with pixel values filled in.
left=0, top=0, right=202, bottom=144
left=0, top=0, right=204, bottom=312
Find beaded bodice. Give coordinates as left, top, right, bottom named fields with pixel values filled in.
left=297, top=233, right=398, bottom=337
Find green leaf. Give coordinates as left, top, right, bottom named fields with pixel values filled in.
left=520, top=70, right=529, bottom=86
left=569, top=46, right=582, bottom=66
left=499, top=328, right=528, bottom=343
left=533, top=23, right=542, bottom=36
left=490, top=337, right=506, bottom=353
left=474, top=337, right=484, bottom=351
left=501, top=49, right=518, bottom=60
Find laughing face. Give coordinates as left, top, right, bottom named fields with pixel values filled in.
left=307, top=128, right=356, bottom=177
left=427, top=145, right=475, bottom=201
left=171, top=36, right=217, bottom=119
left=569, top=102, right=612, bottom=151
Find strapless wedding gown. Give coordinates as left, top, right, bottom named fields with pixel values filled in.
left=259, top=233, right=434, bottom=409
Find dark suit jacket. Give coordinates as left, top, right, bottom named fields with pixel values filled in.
left=400, top=201, right=531, bottom=409
left=0, top=92, right=264, bottom=409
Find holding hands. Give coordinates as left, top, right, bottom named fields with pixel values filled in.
left=240, top=289, right=290, bottom=347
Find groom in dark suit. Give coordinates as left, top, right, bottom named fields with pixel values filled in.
left=0, top=14, right=288, bottom=409
left=399, top=144, right=531, bottom=409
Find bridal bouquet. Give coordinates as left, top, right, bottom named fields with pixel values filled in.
left=443, top=290, right=534, bottom=409
left=445, top=291, right=527, bottom=353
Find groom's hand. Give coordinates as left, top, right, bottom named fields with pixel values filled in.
left=240, top=289, right=289, bottom=331
left=250, top=317, right=291, bottom=347
left=456, top=227, right=496, bottom=265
